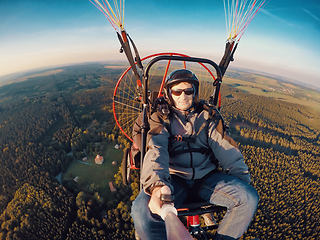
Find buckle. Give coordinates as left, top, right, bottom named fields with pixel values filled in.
left=174, top=135, right=183, bottom=141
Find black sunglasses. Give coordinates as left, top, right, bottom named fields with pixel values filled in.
left=170, top=88, right=194, bottom=96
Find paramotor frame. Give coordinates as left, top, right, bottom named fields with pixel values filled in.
left=113, top=52, right=222, bottom=142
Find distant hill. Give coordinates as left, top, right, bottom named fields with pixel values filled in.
left=1, top=62, right=319, bottom=112
left=0, top=61, right=127, bottom=87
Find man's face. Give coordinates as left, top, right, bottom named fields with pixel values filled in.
left=170, top=82, right=194, bottom=111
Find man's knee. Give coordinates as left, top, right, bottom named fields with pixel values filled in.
left=247, top=185, right=259, bottom=206
left=251, top=186, right=259, bottom=205
left=131, top=191, right=149, bottom=224
left=239, top=184, right=259, bottom=212
left=131, top=192, right=167, bottom=239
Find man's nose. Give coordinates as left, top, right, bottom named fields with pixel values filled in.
left=181, top=91, right=188, bottom=98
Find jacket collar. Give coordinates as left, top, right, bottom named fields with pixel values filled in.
left=171, top=103, right=200, bottom=118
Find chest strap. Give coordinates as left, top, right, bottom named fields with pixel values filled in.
left=169, top=135, right=196, bottom=143
left=169, top=147, right=211, bottom=157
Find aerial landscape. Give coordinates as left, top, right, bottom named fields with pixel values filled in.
left=0, top=62, right=319, bottom=239
left=1, top=0, right=320, bottom=239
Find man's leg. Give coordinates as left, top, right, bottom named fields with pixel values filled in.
left=131, top=190, right=166, bottom=240
left=131, top=177, right=188, bottom=240
left=199, top=172, right=259, bottom=240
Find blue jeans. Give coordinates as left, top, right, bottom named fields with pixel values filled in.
left=131, top=172, right=259, bottom=240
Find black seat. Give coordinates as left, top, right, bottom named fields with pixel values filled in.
left=177, top=202, right=226, bottom=217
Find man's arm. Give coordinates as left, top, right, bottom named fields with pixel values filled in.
left=140, top=113, right=174, bottom=195
left=208, top=121, right=251, bottom=183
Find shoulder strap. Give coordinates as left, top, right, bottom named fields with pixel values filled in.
left=204, top=101, right=240, bottom=149
left=196, top=100, right=240, bottom=151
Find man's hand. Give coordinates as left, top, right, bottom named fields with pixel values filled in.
left=148, top=185, right=172, bottom=216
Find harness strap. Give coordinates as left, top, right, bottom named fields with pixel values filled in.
left=169, top=135, right=196, bottom=143
left=164, top=103, right=216, bottom=162
left=169, top=147, right=211, bottom=157
left=155, top=100, right=226, bottom=165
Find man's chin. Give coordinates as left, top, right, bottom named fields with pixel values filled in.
left=179, top=105, right=191, bottom=111
left=178, top=103, right=191, bottom=109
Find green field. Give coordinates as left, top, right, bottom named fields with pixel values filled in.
left=222, top=70, right=320, bottom=112
left=63, top=142, right=123, bottom=200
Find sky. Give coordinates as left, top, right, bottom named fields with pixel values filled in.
left=0, top=0, right=319, bottom=88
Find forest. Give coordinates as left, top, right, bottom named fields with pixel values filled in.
left=0, top=63, right=319, bottom=240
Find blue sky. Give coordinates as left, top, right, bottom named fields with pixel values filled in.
left=0, top=0, right=319, bottom=88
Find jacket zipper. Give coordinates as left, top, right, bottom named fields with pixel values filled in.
left=185, top=112, right=195, bottom=180
left=187, top=142, right=195, bottom=180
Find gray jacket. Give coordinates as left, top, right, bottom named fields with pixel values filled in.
left=141, top=104, right=251, bottom=195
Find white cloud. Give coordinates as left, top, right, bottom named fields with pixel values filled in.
left=260, top=9, right=295, bottom=27
left=303, top=8, right=320, bottom=22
